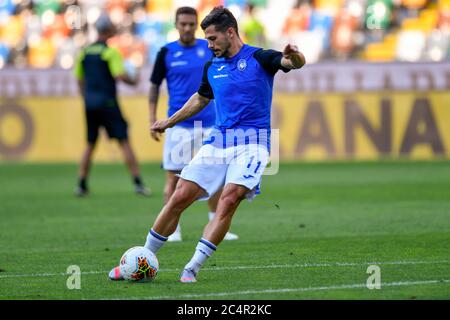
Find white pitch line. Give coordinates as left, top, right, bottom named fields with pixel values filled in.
left=109, top=279, right=450, bottom=300
left=0, top=259, right=448, bottom=279
left=201, top=259, right=450, bottom=271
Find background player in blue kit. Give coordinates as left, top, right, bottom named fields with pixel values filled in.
left=148, top=7, right=238, bottom=242
left=109, top=6, right=305, bottom=282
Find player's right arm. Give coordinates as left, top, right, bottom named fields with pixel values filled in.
left=148, top=47, right=168, bottom=141
left=151, top=93, right=210, bottom=133
left=151, top=60, right=213, bottom=134
left=148, top=84, right=161, bottom=140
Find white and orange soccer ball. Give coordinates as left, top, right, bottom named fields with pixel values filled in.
left=119, top=246, right=159, bottom=282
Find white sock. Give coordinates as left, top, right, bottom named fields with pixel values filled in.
left=144, top=229, right=168, bottom=254
left=184, top=238, right=217, bottom=273
left=208, top=212, right=215, bottom=221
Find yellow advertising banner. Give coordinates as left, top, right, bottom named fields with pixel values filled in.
left=0, top=96, right=164, bottom=162
left=0, top=92, right=449, bottom=162
left=273, top=92, right=450, bottom=160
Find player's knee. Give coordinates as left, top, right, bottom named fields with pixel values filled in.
left=219, top=192, right=244, bottom=210
left=163, top=189, right=170, bottom=203
left=169, top=185, right=196, bottom=211
left=163, top=185, right=175, bottom=204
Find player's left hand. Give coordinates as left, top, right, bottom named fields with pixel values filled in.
left=282, top=44, right=305, bottom=69
left=283, top=44, right=299, bottom=59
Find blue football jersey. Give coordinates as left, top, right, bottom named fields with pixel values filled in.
left=150, top=39, right=215, bottom=127
left=197, top=44, right=290, bottom=148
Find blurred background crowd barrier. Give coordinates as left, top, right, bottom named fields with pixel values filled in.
left=0, top=0, right=449, bottom=162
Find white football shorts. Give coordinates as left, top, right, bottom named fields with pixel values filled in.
left=179, top=143, right=269, bottom=201
left=162, top=126, right=213, bottom=172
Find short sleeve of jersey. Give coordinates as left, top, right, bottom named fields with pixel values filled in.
left=102, top=47, right=125, bottom=77
left=197, top=60, right=214, bottom=99
left=253, top=49, right=290, bottom=76
left=73, top=50, right=85, bottom=80
left=150, top=47, right=168, bottom=85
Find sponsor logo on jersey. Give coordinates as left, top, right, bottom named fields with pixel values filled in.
left=171, top=61, right=188, bottom=67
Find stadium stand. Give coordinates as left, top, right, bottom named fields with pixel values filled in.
left=0, top=0, right=449, bottom=70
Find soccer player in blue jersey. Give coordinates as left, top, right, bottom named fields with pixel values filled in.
left=148, top=7, right=238, bottom=242
left=109, top=6, right=305, bottom=282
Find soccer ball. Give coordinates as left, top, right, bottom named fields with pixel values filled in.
left=119, top=246, right=158, bottom=282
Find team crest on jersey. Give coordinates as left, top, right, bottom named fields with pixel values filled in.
left=237, top=59, right=247, bottom=71
left=197, top=48, right=205, bottom=58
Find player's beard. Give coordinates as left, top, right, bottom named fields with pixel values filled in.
left=180, top=33, right=195, bottom=46
left=215, top=41, right=231, bottom=58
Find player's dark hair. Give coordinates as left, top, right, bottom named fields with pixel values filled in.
left=175, top=6, right=197, bottom=21
left=200, top=6, right=239, bottom=34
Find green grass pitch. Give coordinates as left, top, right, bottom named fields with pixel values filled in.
left=0, top=161, right=449, bottom=299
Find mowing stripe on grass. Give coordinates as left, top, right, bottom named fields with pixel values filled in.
left=0, top=259, right=449, bottom=279
left=109, top=279, right=450, bottom=300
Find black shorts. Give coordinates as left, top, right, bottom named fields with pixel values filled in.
left=85, top=106, right=128, bottom=143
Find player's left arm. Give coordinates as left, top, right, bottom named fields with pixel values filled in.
left=280, top=44, right=305, bottom=70
left=104, top=47, right=138, bottom=86
left=77, top=79, right=85, bottom=97
left=74, top=50, right=85, bottom=97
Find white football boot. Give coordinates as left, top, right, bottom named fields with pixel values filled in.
left=108, top=266, right=124, bottom=280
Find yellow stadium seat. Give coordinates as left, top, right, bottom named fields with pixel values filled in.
left=419, top=9, right=438, bottom=31
left=364, top=43, right=396, bottom=61
left=383, top=33, right=398, bottom=46
left=28, top=38, right=56, bottom=69
left=402, top=18, right=429, bottom=32
left=438, top=0, right=450, bottom=11
left=0, top=15, right=25, bottom=47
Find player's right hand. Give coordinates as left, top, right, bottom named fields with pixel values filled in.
left=150, top=119, right=160, bottom=141
left=150, top=119, right=171, bottom=140
left=150, top=129, right=160, bottom=141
